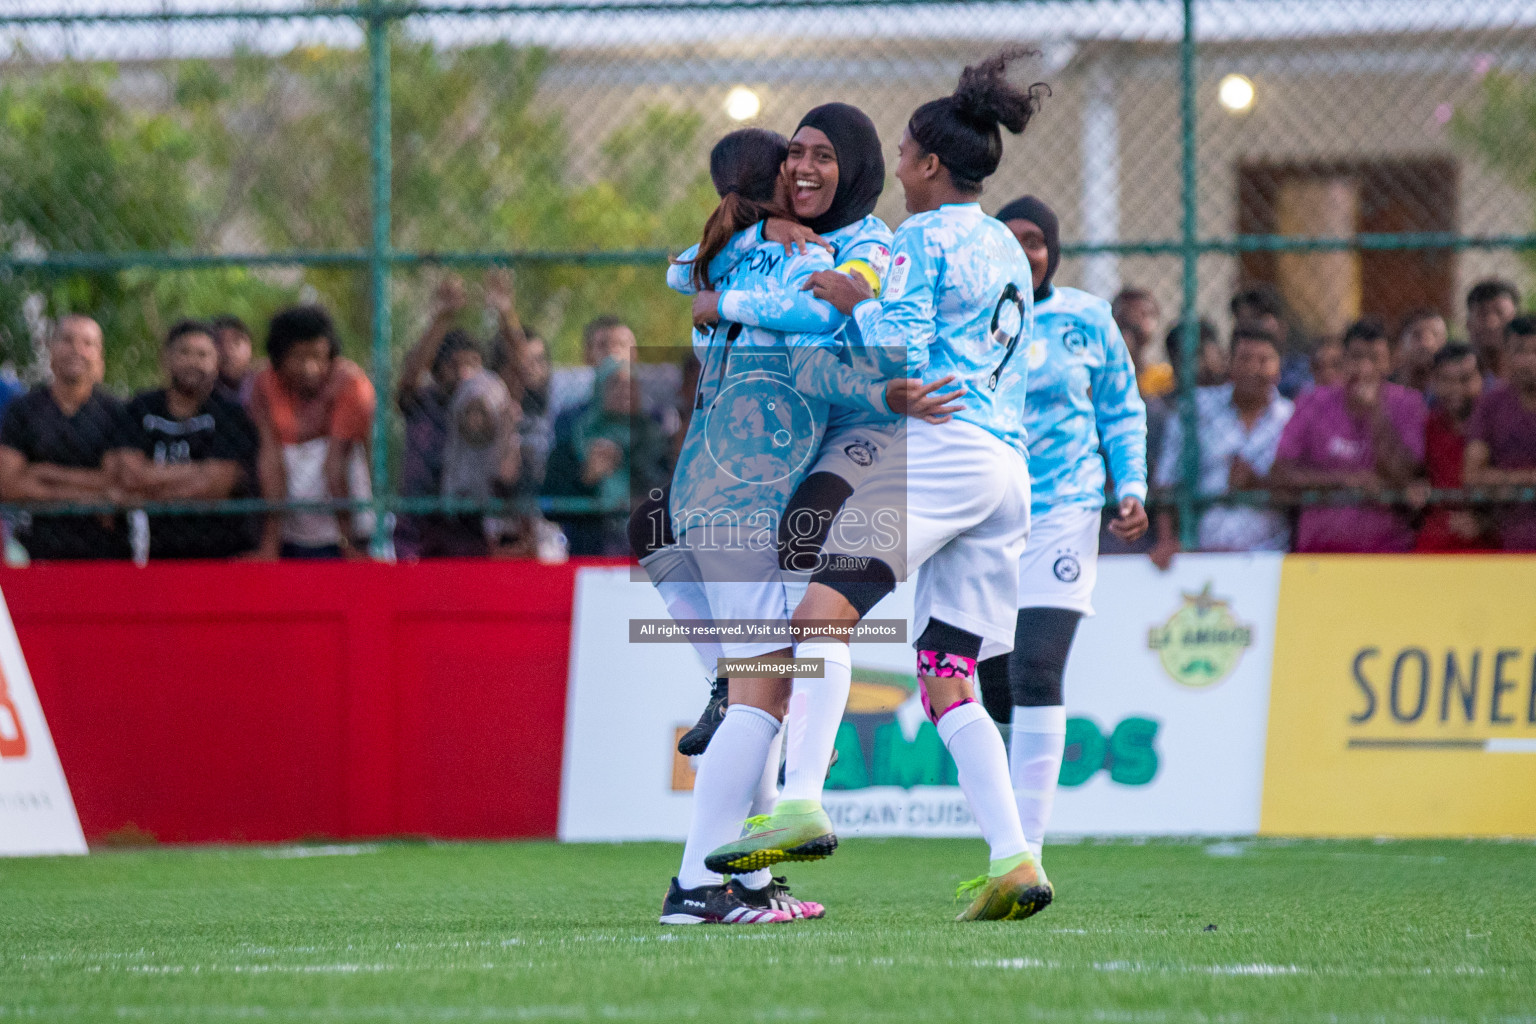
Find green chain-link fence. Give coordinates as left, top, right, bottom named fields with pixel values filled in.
left=2, top=0, right=1535, bottom=558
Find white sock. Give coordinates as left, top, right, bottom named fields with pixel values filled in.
left=1010, top=706, right=1066, bottom=861
left=937, top=701, right=1028, bottom=863
left=734, top=724, right=786, bottom=891
left=778, top=641, right=851, bottom=805
left=677, top=704, right=780, bottom=890
left=639, top=547, right=724, bottom=674
left=748, top=721, right=784, bottom=818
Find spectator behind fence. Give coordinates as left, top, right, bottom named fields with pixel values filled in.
left=439, top=369, right=521, bottom=556
left=113, top=320, right=260, bottom=559
left=583, top=315, right=638, bottom=366
left=1466, top=278, right=1520, bottom=380
left=212, top=314, right=258, bottom=407
left=543, top=356, right=667, bottom=556
left=0, top=315, right=130, bottom=560
left=1271, top=317, right=1427, bottom=553
left=1149, top=326, right=1294, bottom=567
left=1392, top=308, right=1447, bottom=393
left=1111, top=287, right=1170, bottom=400
left=1416, top=343, right=1491, bottom=552
left=484, top=271, right=558, bottom=557
left=395, top=276, right=487, bottom=558
left=1195, top=322, right=1228, bottom=388
left=1310, top=334, right=1345, bottom=391
left=250, top=305, right=376, bottom=559
left=1101, top=317, right=1216, bottom=556
left=1232, top=283, right=1311, bottom=398
left=1464, top=316, right=1536, bottom=551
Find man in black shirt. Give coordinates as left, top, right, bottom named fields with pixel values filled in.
left=115, top=320, right=260, bottom=559
left=0, top=314, right=131, bottom=560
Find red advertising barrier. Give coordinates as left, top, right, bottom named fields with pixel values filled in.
left=0, top=558, right=621, bottom=844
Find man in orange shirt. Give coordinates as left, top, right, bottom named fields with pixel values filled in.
left=248, top=305, right=376, bottom=559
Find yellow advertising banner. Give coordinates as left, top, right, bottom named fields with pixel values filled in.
left=1262, top=556, right=1536, bottom=836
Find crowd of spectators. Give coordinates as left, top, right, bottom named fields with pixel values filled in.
left=1121, top=277, right=1536, bottom=560
left=0, top=272, right=1532, bottom=563
left=0, top=271, right=673, bottom=562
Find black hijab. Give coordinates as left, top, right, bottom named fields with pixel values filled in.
left=794, top=103, right=885, bottom=235
left=996, top=194, right=1060, bottom=302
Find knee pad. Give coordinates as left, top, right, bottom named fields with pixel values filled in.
left=915, top=619, right=983, bottom=722
left=626, top=487, right=674, bottom=560
left=778, top=472, right=854, bottom=572
left=1008, top=607, right=1082, bottom=708
left=811, top=555, right=895, bottom=618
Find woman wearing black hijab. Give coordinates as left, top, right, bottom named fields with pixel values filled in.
left=975, top=195, right=1151, bottom=886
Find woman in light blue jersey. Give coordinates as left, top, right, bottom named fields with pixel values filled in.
left=974, top=195, right=1149, bottom=884
left=705, top=51, right=1061, bottom=923
left=653, top=128, right=954, bottom=928
left=668, top=104, right=929, bottom=760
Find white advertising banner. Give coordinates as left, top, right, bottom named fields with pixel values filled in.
left=560, top=553, right=1281, bottom=842
left=0, top=588, right=87, bottom=856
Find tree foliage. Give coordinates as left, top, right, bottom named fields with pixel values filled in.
left=1451, top=71, right=1536, bottom=290
left=0, top=31, right=715, bottom=386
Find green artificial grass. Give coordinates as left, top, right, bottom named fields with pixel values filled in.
left=2, top=837, right=1533, bottom=1022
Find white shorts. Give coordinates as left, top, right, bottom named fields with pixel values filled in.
left=1015, top=503, right=1101, bottom=616
left=824, top=418, right=1031, bottom=662
left=809, top=421, right=904, bottom=491
left=677, top=527, right=791, bottom=661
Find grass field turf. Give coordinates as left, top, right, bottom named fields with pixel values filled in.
left=2, top=837, right=1532, bottom=1023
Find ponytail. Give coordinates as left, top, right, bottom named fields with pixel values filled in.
left=908, top=49, right=1050, bottom=193
left=683, top=191, right=790, bottom=291
left=674, top=127, right=791, bottom=291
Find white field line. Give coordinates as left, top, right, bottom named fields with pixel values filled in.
left=260, top=845, right=382, bottom=859
left=970, top=958, right=1499, bottom=978
left=20, top=953, right=1504, bottom=982
left=3, top=1007, right=1534, bottom=1024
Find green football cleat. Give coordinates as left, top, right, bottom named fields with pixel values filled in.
left=954, top=855, right=1053, bottom=922
left=704, top=801, right=838, bottom=874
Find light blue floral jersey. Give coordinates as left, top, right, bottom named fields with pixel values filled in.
left=669, top=215, right=898, bottom=431
left=850, top=202, right=1035, bottom=453
left=1021, top=285, right=1148, bottom=516
left=668, top=229, right=892, bottom=537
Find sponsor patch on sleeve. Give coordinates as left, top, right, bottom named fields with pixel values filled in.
left=885, top=253, right=911, bottom=300
left=866, top=244, right=891, bottom=279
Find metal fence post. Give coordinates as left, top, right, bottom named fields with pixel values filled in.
left=366, top=0, right=394, bottom=557
left=1177, top=0, right=1201, bottom=550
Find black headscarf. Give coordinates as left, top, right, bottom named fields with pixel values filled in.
left=996, top=195, right=1059, bottom=303
left=794, top=103, right=885, bottom=235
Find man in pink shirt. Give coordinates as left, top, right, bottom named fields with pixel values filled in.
left=1271, top=318, right=1427, bottom=553
left=1465, top=316, right=1536, bottom=551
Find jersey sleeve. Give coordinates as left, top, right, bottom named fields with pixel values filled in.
left=718, top=249, right=846, bottom=335
left=666, top=247, right=698, bottom=295
left=851, top=223, right=939, bottom=379
left=835, top=236, right=892, bottom=296
left=668, top=223, right=765, bottom=294
left=1090, top=313, right=1149, bottom=503
left=786, top=338, right=888, bottom=419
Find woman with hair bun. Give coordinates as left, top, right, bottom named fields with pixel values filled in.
left=651, top=128, right=958, bottom=927
left=706, top=51, right=1060, bottom=922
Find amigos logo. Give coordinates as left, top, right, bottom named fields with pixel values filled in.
left=824, top=669, right=1160, bottom=790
